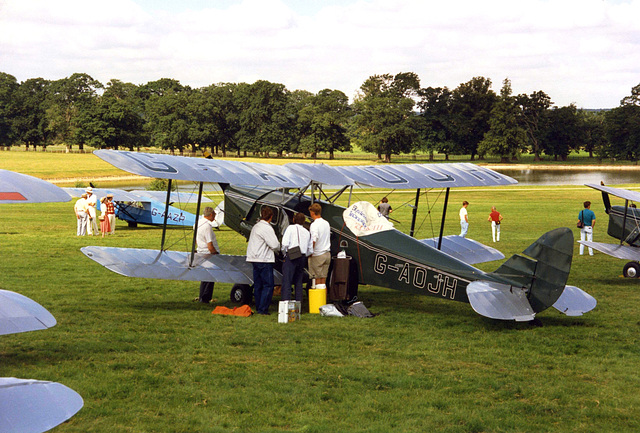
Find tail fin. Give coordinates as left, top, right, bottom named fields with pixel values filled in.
left=493, top=227, right=573, bottom=313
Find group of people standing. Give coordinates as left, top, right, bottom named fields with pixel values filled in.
left=73, top=187, right=115, bottom=237
left=458, top=201, right=504, bottom=242
left=194, top=202, right=331, bottom=315
left=457, top=199, right=597, bottom=256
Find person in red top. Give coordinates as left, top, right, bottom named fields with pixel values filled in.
left=487, top=206, right=503, bottom=242
left=105, top=194, right=116, bottom=235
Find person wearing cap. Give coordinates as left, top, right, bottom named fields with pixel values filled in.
left=105, top=194, right=116, bottom=234
left=85, top=187, right=98, bottom=235
left=74, top=193, right=89, bottom=236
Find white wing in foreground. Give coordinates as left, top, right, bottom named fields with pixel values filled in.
left=0, top=170, right=71, bottom=204
left=81, top=247, right=282, bottom=285
left=0, top=290, right=56, bottom=336
left=0, top=377, right=83, bottom=433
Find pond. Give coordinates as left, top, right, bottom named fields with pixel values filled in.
left=493, top=168, right=640, bottom=186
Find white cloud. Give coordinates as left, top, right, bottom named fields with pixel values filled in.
left=0, top=0, right=639, bottom=107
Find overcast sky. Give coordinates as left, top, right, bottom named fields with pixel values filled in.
left=1, top=0, right=638, bottom=108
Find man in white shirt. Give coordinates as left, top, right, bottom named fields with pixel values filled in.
left=281, top=212, right=313, bottom=302
left=85, top=187, right=99, bottom=236
left=74, top=193, right=89, bottom=236
left=246, top=206, right=280, bottom=315
left=309, top=203, right=331, bottom=289
left=195, top=207, right=219, bottom=303
left=459, top=201, right=469, bottom=238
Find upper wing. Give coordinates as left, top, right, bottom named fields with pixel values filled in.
left=578, top=240, right=640, bottom=260
left=417, top=235, right=505, bottom=265
left=94, top=150, right=517, bottom=189
left=0, top=170, right=71, bottom=203
left=0, top=377, right=83, bottom=433
left=63, top=187, right=141, bottom=202
left=130, top=190, right=213, bottom=204
left=586, top=183, right=640, bottom=202
left=63, top=188, right=213, bottom=204
left=81, top=246, right=282, bottom=285
left=0, top=290, right=56, bottom=336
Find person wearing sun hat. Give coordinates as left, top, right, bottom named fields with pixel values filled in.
left=85, top=187, right=98, bottom=235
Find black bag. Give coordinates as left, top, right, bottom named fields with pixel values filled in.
left=287, top=226, right=303, bottom=260
left=577, top=210, right=584, bottom=228
left=288, top=246, right=302, bottom=260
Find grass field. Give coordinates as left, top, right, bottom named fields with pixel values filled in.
left=2, top=155, right=640, bottom=432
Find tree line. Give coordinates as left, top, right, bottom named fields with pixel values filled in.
left=1, top=71, right=639, bottom=162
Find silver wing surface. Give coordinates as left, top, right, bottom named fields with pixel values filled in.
left=0, top=170, right=71, bottom=204
left=93, top=150, right=517, bottom=189
left=334, top=163, right=518, bottom=189
left=94, top=150, right=309, bottom=187
left=585, top=183, right=640, bottom=202
left=64, top=187, right=141, bottom=202
left=417, top=235, right=505, bottom=265
left=129, top=190, right=213, bottom=204
left=578, top=241, right=640, bottom=260
left=0, top=377, right=83, bottom=433
left=63, top=188, right=213, bottom=204
left=552, top=285, right=597, bottom=316
left=466, top=281, right=535, bottom=321
left=0, top=290, right=56, bottom=336
left=81, top=247, right=282, bottom=285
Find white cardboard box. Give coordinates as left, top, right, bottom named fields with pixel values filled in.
left=278, top=300, right=301, bottom=323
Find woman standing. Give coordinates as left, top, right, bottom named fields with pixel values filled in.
left=280, top=212, right=313, bottom=302
left=99, top=196, right=111, bottom=237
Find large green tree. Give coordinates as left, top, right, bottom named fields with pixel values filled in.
left=351, top=72, right=420, bottom=162
left=236, top=80, right=295, bottom=157
left=516, top=90, right=551, bottom=161
left=297, top=89, right=351, bottom=159
left=0, top=72, right=19, bottom=147
left=12, top=78, right=52, bottom=150
left=46, top=73, right=103, bottom=151
left=478, top=79, right=527, bottom=162
left=142, top=79, right=192, bottom=154
left=450, top=76, right=497, bottom=160
left=542, top=104, right=585, bottom=161
left=417, top=86, right=455, bottom=160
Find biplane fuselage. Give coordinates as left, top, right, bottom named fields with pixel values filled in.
left=223, top=185, right=507, bottom=305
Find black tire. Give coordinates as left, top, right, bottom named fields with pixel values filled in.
left=127, top=221, right=138, bottom=228
left=230, top=284, right=252, bottom=304
left=623, top=262, right=640, bottom=278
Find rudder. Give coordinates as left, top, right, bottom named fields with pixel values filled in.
left=493, top=227, right=573, bottom=313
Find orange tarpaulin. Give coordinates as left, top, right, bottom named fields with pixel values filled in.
left=211, top=305, right=253, bottom=317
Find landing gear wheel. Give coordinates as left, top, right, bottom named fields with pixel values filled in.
left=230, top=284, right=252, bottom=304
left=622, top=262, right=640, bottom=278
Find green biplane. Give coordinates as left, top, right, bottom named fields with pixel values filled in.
left=82, top=151, right=596, bottom=322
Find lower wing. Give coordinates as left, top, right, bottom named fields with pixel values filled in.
left=578, top=241, right=640, bottom=261
left=0, top=290, right=56, bottom=336
left=81, top=247, right=282, bottom=285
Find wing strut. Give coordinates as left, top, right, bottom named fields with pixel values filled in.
left=437, top=187, right=451, bottom=250
left=189, top=182, right=205, bottom=267
left=409, top=188, right=421, bottom=238
left=621, top=199, right=629, bottom=245
left=160, top=179, right=173, bottom=251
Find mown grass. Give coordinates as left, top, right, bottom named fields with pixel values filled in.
left=2, top=157, right=640, bottom=432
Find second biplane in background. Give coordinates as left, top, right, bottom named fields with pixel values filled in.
left=81, top=150, right=596, bottom=323
left=580, top=183, right=640, bottom=277
left=64, top=188, right=223, bottom=228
